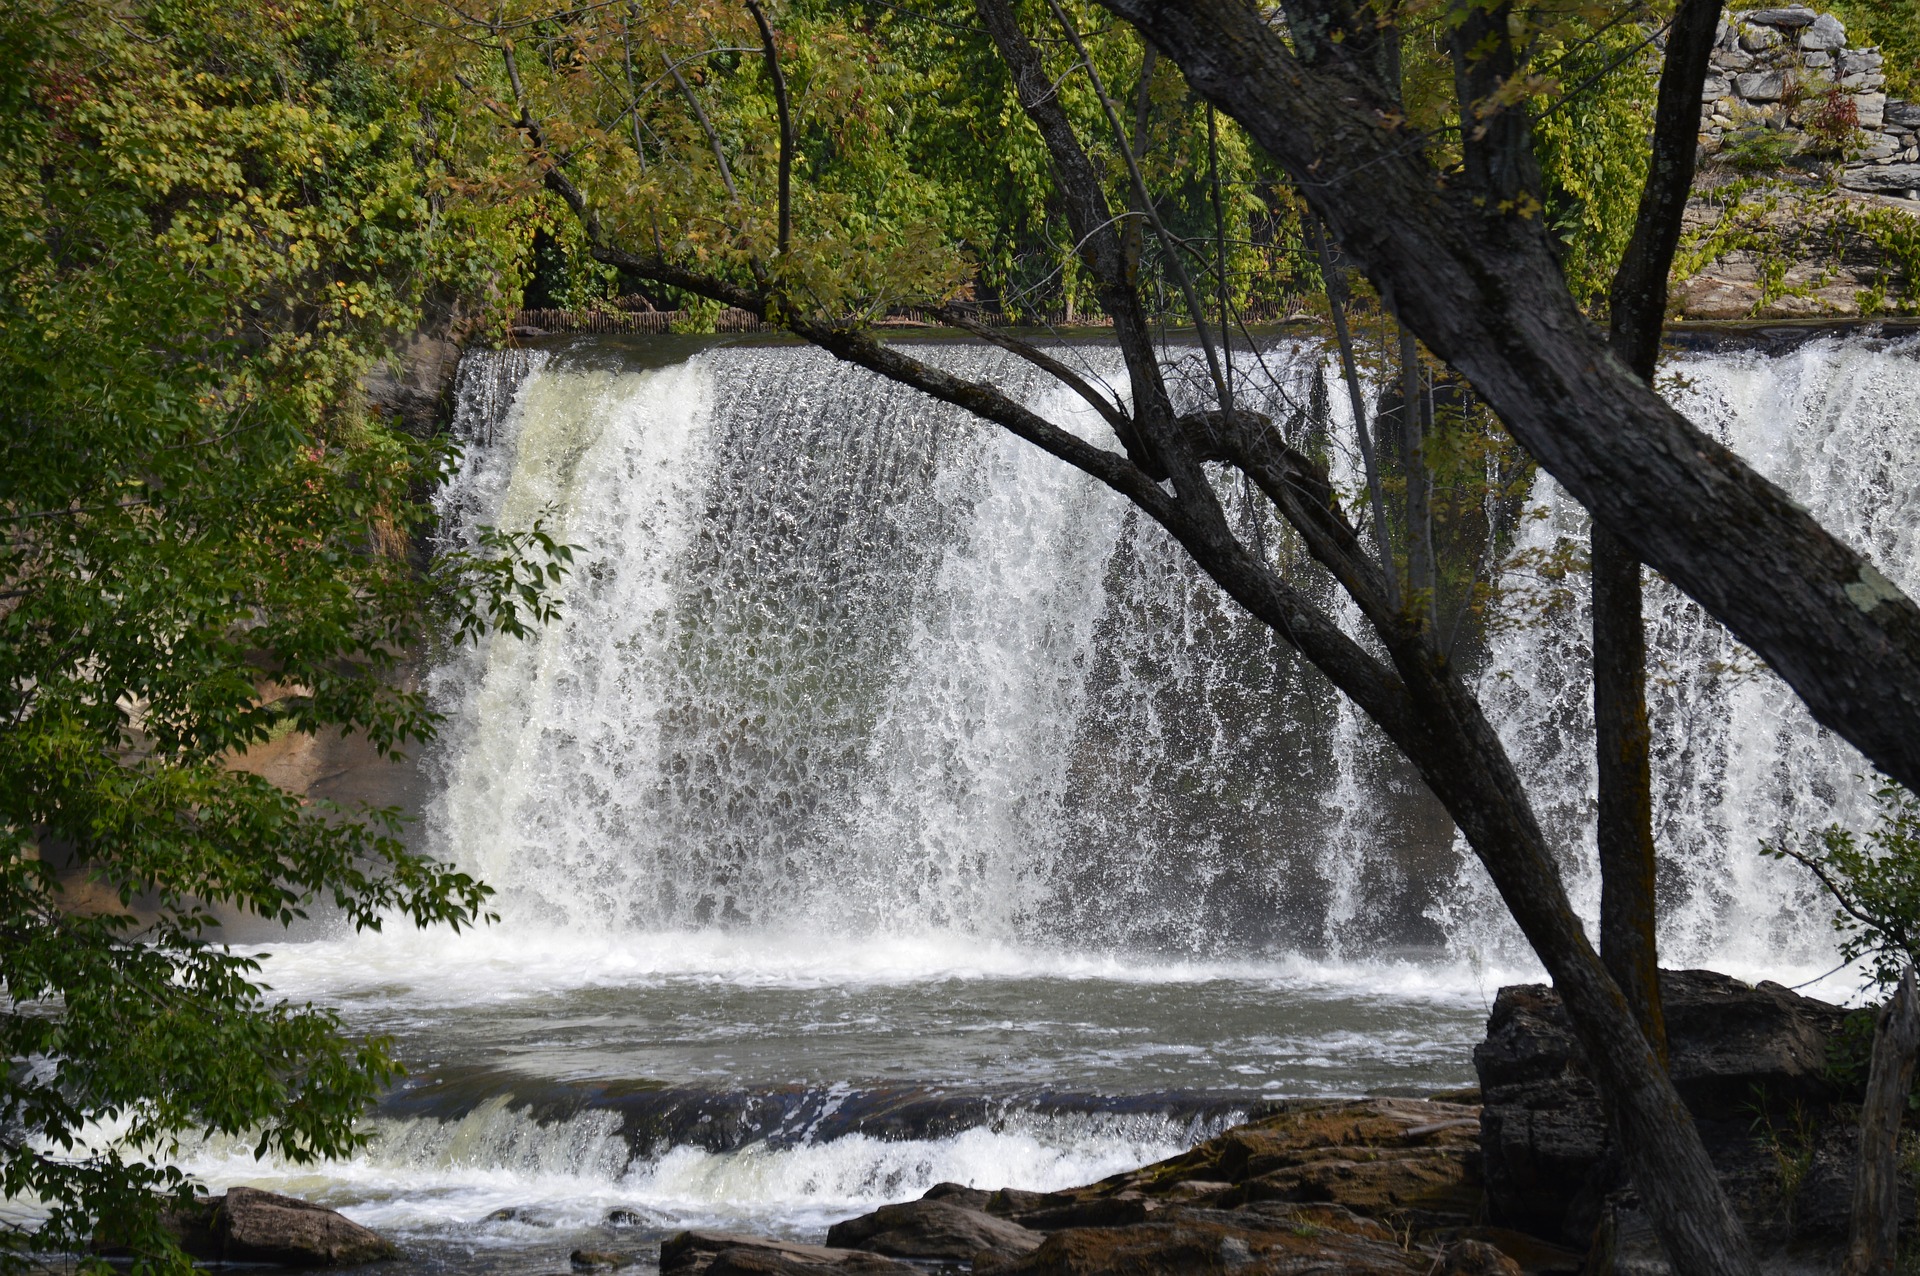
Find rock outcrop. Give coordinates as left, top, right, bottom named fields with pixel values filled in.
left=1477, top=968, right=1885, bottom=1264
left=819, top=1099, right=1579, bottom=1275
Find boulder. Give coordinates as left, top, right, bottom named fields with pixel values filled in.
left=1476, top=970, right=1867, bottom=1251
left=1887, top=100, right=1920, bottom=130
left=1734, top=69, right=1788, bottom=101
left=216, top=1188, right=396, bottom=1267
left=659, top=1231, right=912, bottom=1276
left=824, top=1199, right=1042, bottom=1261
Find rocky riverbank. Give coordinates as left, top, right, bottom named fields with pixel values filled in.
left=647, top=970, right=1890, bottom=1276
left=136, top=969, right=1889, bottom=1273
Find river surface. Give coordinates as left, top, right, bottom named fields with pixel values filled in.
left=64, top=332, right=1920, bottom=1270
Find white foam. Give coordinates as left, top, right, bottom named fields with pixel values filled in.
left=239, top=923, right=1530, bottom=1007
left=165, top=1102, right=1199, bottom=1243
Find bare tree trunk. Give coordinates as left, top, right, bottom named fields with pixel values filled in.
left=1845, top=966, right=1920, bottom=1276
left=1592, top=525, right=1665, bottom=1059
left=1399, top=326, right=1434, bottom=631
left=743, top=0, right=791, bottom=255
left=1588, top=0, right=1725, bottom=1066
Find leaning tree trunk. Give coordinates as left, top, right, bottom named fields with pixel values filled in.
left=1099, top=0, right=1920, bottom=826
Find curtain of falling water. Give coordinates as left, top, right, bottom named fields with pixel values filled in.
left=429, top=335, right=1920, bottom=965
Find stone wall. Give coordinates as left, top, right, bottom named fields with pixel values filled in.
left=1702, top=6, right=1918, bottom=199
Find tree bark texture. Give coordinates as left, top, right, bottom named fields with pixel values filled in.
left=1592, top=522, right=1665, bottom=1060
left=1098, top=0, right=1920, bottom=812
left=1845, top=966, right=1920, bottom=1276
left=1588, top=0, right=1724, bottom=1066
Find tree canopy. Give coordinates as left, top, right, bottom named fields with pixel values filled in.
left=0, top=2, right=565, bottom=1268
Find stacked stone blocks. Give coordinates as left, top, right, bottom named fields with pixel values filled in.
left=1701, top=6, right=1918, bottom=199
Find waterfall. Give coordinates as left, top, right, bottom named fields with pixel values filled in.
left=430, top=333, right=1920, bottom=968
left=1444, top=334, right=1920, bottom=971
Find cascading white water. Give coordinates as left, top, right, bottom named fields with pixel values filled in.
left=430, top=339, right=1422, bottom=953
left=433, top=334, right=1919, bottom=966
left=1443, top=335, right=1920, bottom=972
left=128, top=331, right=1920, bottom=1269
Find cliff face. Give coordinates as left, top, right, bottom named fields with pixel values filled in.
left=1677, top=6, right=1920, bottom=319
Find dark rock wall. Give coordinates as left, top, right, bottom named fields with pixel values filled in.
left=1476, top=969, right=1890, bottom=1258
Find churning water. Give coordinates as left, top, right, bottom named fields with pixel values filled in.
left=163, top=332, right=1916, bottom=1271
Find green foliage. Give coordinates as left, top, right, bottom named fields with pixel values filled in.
left=1530, top=18, right=1658, bottom=305
left=1764, top=783, right=1920, bottom=993
left=0, top=1, right=564, bottom=1269
left=1719, top=127, right=1803, bottom=173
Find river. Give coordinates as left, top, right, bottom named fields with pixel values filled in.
left=168, top=330, right=1919, bottom=1272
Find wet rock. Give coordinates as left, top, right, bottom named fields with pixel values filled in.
left=604, top=1207, right=651, bottom=1227
left=974, top=1203, right=1431, bottom=1276
left=824, top=1199, right=1042, bottom=1261
left=215, top=1187, right=397, bottom=1266
left=659, top=1231, right=913, bottom=1276
left=705, top=1252, right=911, bottom=1276
left=570, top=1249, right=635, bottom=1270
left=920, top=1181, right=993, bottom=1211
